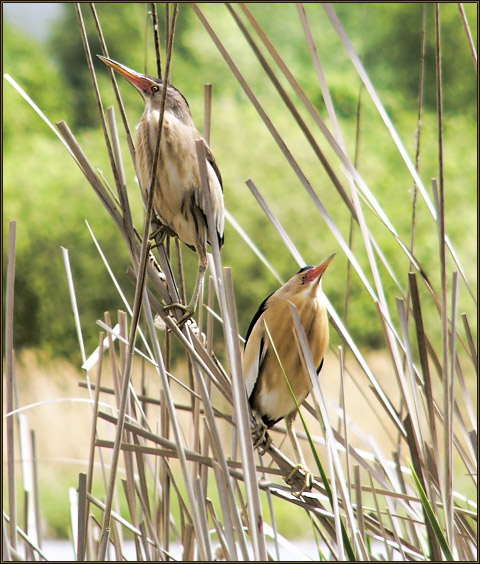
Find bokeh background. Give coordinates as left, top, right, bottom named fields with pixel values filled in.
left=3, top=2, right=477, bottom=541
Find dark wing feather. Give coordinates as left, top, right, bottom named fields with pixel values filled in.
left=244, top=291, right=274, bottom=345
left=204, top=143, right=223, bottom=193
left=247, top=334, right=265, bottom=398
left=317, top=358, right=324, bottom=374
left=202, top=141, right=224, bottom=248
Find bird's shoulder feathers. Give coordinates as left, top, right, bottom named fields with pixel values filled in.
left=244, top=291, right=274, bottom=345
left=203, top=142, right=223, bottom=194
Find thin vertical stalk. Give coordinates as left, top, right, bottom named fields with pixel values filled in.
left=77, top=4, right=124, bottom=220
left=449, top=270, right=460, bottom=537
left=77, top=473, right=88, bottom=562
left=410, top=4, right=427, bottom=258
left=90, top=2, right=135, bottom=161
left=435, top=4, right=454, bottom=552
left=408, top=273, right=440, bottom=463
left=104, top=312, right=120, bottom=403
left=19, top=415, right=37, bottom=548
left=225, top=268, right=267, bottom=560
left=353, top=465, right=366, bottom=551
left=30, top=431, right=42, bottom=550
left=211, top=461, right=238, bottom=560
left=2, top=515, right=12, bottom=561
left=81, top=332, right=105, bottom=560
left=5, top=221, right=17, bottom=551
left=160, top=390, right=171, bottom=556
left=151, top=2, right=162, bottom=78
left=338, top=346, right=352, bottom=513
left=207, top=277, right=215, bottom=353
left=142, top=289, right=211, bottom=561
left=344, top=30, right=364, bottom=348
left=195, top=140, right=257, bottom=559
left=297, top=2, right=343, bottom=144
left=165, top=3, right=170, bottom=47
left=396, top=297, right=426, bottom=465
left=106, top=107, right=134, bottom=241
left=324, top=2, right=475, bottom=303
left=204, top=83, right=213, bottom=144
left=288, top=305, right=357, bottom=554
left=174, top=238, right=187, bottom=308
left=98, top=5, right=180, bottom=556
left=23, top=492, right=33, bottom=561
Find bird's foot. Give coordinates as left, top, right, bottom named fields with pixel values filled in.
left=251, top=421, right=272, bottom=455
left=149, top=225, right=167, bottom=249
left=163, top=302, right=195, bottom=326
left=285, top=463, right=313, bottom=496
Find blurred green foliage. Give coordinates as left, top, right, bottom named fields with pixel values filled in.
left=3, top=3, right=477, bottom=364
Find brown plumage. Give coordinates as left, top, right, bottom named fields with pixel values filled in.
left=99, top=56, right=224, bottom=322
left=243, top=255, right=334, bottom=490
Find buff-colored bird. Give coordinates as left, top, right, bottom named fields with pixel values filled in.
left=99, top=56, right=224, bottom=323
left=243, top=255, right=334, bottom=491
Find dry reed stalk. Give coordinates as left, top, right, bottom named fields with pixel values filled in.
left=457, top=2, right=478, bottom=71
left=4, top=3, right=476, bottom=561
left=5, top=221, right=18, bottom=552
left=324, top=5, right=474, bottom=301
left=238, top=2, right=427, bottom=294
left=246, top=175, right=404, bottom=434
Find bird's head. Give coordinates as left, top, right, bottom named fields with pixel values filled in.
left=98, top=55, right=190, bottom=117
left=281, top=254, right=335, bottom=301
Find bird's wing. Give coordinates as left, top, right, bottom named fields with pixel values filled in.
left=204, top=143, right=223, bottom=193
left=245, top=292, right=273, bottom=343
left=317, top=358, right=324, bottom=374
left=243, top=293, right=273, bottom=398
left=194, top=139, right=225, bottom=247
left=243, top=325, right=267, bottom=399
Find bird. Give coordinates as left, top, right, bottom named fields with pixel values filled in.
left=243, top=254, right=335, bottom=492
left=99, top=55, right=224, bottom=323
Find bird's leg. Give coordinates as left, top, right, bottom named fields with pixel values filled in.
left=149, top=225, right=167, bottom=249
left=164, top=252, right=207, bottom=326
left=251, top=418, right=272, bottom=455
left=284, top=413, right=313, bottom=495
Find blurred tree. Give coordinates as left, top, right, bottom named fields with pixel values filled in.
left=357, top=3, right=477, bottom=115
left=48, top=3, right=194, bottom=128
left=3, top=23, right=74, bottom=147
left=3, top=3, right=476, bottom=362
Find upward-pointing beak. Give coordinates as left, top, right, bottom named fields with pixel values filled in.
left=304, top=253, right=335, bottom=284
left=98, top=55, right=153, bottom=93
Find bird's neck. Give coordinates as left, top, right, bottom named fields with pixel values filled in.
left=144, top=96, right=194, bottom=127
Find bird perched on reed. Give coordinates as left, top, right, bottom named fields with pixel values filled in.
left=99, top=55, right=224, bottom=323
left=243, top=254, right=335, bottom=491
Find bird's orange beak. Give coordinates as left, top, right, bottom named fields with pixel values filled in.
left=304, top=253, right=335, bottom=283
left=98, top=55, right=155, bottom=93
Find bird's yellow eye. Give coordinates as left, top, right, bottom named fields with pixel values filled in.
left=151, top=85, right=159, bottom=93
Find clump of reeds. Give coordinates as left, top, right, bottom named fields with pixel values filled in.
left=4, top=3, right=477, bottom=561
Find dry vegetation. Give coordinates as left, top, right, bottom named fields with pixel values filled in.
left=3, top=3, right=477, bottom=561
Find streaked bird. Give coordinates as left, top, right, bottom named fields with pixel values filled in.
left=243, top=254, right=335, bottom=491
left=99, top=55, right=224, bottom=323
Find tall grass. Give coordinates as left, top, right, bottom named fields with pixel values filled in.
left=4, top=3, right=477, bottom=561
